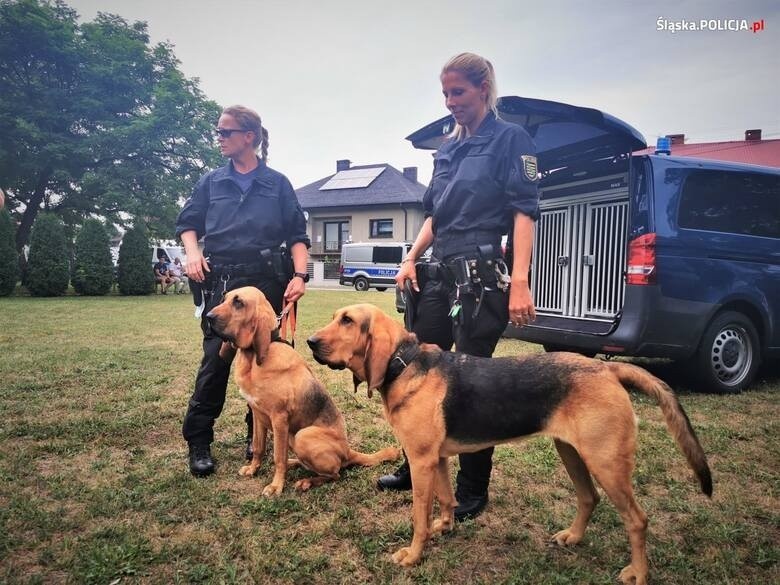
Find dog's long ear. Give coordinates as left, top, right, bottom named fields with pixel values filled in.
left=364, top=312, right=395, bottom=393
left=253, top=300, right=278, bottom=366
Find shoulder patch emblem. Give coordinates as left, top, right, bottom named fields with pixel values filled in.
left=521, top=155, right=538, bottom=181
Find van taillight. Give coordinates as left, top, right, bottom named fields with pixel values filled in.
left=626, top=233, right=656, bottom=285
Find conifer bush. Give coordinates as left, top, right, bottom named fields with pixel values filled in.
left=117, top=225, right=154, bottom=295
left=26, top=213, right=70, bottom=297
left=72, top=219, right=113, bottom=295
left=0, top=209, right=19, bottom=296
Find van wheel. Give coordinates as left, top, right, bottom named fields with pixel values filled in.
left=354, top=277, right=369, bottom=292
left=376, top=287, right=387, bottom=292
left=694, top=311, right=760, bottom=394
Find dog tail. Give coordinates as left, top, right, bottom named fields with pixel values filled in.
left=347, top=446, right=402, bottom=467
left=607, top=362, right=713, bottom=497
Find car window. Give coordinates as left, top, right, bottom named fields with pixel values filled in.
left=373, top=246, right=403, bottom=264
left=678, top=170, right=780, bottom=238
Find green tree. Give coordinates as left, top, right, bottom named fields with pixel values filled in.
left=117, top=225, right=153, bottom=295
left=72, top=218, right=113, bottom=295
left=0, top=209, right=19, bottom=295
left=26, top=212, right=69, bottom=296
left=0, top=0, right=221, bottom=264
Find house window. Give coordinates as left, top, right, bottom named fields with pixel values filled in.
left=324, top=221, right=350, bottom=252
left=370, top=219, right=393, bottom=239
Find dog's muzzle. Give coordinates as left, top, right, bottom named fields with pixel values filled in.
left=205, top=311, right=232, bottom=342
left=306, top=337, right=345, bottom=369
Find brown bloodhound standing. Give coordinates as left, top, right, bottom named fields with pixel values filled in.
left=308, top=303, right=712, bottom=585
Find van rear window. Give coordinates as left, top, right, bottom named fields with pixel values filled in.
left=678, top=170, right=780, bottom=238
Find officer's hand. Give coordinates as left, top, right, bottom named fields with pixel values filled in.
left=284, top=276, right=305, bottom=303
left=509, top=280, right=536, bottom=326
left=395, top=260, right=419, bottom=292
left=186, top=250, right=210, bottom=283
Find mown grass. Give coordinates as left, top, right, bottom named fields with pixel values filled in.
left=0, top=290, right=778, bottom=584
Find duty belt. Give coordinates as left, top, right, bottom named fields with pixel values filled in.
left=208, top=247, right=288, bottom=278
left=415, top=245, right=511, bottom=322
left=209, top=261, right=275, bottom=278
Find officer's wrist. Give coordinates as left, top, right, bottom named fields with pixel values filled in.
left=401, top=257, right=415, bottom=264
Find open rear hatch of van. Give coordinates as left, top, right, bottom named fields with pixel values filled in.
left=406, top=96, right=647, bottom=334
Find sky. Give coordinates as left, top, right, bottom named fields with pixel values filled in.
left=67, top=0, right=779, bottom=188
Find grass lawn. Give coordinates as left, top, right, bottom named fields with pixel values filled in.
left=0, top=289, right=778, bottom=584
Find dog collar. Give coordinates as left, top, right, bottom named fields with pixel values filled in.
left=270, top=328, right=293, bottom=347
left=384, top=340, right=421, bottom=386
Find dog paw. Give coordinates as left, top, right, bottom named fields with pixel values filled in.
left=262, top=483, right=283, bottom=497
left=238, top=464, right=259, bottom=477
left=619, top=564, right=647, bottom=585
left=551, top=528, right=583, bottom=546
left=294, top=478, right=312, bottom=492
left=391, top=547, right=420, bottom=567
left=431, top=517, right=453, bottom=537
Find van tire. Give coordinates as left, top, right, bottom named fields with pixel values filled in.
left=354, top=277, right=369, bottom=292
left=694, top=311, right=760, bottom=394
left=376, top=287, right=388, bottom=292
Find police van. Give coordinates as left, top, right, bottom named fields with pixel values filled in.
left=339, top=242, right=411, bottom=291
left=406, top=96, right=780, bottom=393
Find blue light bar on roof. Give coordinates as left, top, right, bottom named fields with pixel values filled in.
left=655, top=136, right=671, bottom=155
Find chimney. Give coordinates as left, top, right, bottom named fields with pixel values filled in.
left=668, top=133, right=685, bottom=145
left=336, top=159, right=351, bottom=172
left=403, top=166, right=418, bottom=183
left=745, top=129, right=762, bottom=141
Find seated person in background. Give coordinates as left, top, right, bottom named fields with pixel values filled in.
left=168, top=257, right=188, bottom=294
left=154, top=256, right=173, bottom=294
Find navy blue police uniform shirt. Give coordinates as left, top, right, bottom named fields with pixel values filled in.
left=423, top=111, right=540, bottom=248
left=175, top=158, right=310, bottom=264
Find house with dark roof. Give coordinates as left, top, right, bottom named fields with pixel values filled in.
left=295, top=160, right=427, bottom=258
left=634, top=129, right=780, bottom=167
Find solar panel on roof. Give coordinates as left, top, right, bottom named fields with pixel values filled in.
left=319, top=167, right=385, bottom=190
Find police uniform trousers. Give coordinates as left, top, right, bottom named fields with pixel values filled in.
left=182, top=274, right=285, bottom=446
left=411, top=272, right=509, bottom=495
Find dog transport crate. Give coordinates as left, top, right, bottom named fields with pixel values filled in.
left=532, top=172, right=629, bottom=323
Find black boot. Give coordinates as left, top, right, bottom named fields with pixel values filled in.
left=454, top=485, right=488, bottom=522
left=188, top=444, right=215, bottom=477
left=245, top=409, right=254, bottom=460
left=376, top=458, right=412, bottom=491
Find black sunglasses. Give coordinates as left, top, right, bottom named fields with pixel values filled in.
left=215, top=128, right=248, bottom=138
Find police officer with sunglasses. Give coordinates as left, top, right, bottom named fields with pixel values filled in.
left=176, top=105, right=310, bottom=477
left=381, top=54, right=540, bottom=521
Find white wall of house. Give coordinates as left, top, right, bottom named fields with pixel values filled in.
left=307, top=206, right=424, bottom=253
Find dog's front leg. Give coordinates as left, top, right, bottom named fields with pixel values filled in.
left=391, top=456, right=437, bottom=567
left=239, top=411, right=266, bottom=477
left=262, top=414, right=289, bottom=497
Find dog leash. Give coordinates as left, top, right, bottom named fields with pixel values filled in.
left=278, top=301, right=297, bottom=344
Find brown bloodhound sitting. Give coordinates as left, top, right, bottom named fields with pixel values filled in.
left=206, top=288, right=400, bottom=496
left=307, top=303, right=712, bottom=585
